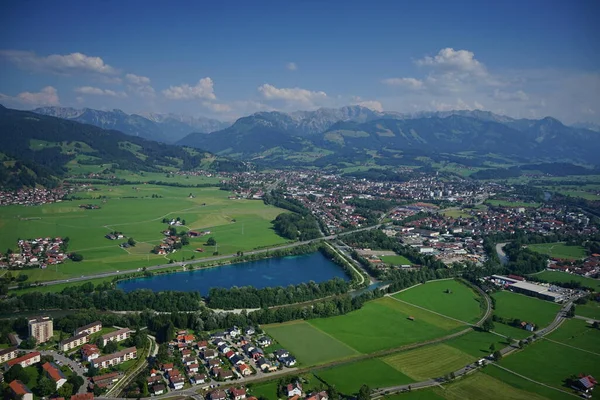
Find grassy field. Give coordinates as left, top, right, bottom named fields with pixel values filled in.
left=527, top=243, right=587, bottom=260
left=0, top=185, right=288, bottom=283
left=485, top=200, right=540, bottom=208
left=382, top=343, right=474, bottom=380
left=445, top=330, right=510, bottom=358
left=262, top=320, right=359, bottom=366
left=383, top=390, right=446, bottom=400
left=484, top=367, right=575, bottom=400
left=492, top=291, right=561, bottom=329
left=575, top=302, right=600, bottom=320
left=532, top=270, right=600, bottom=290
left=440, top=372, right=550, bottom=400
left=380, top=255, right=413, bottom=266
left=442, top=209, right=474, bottom=219
left=499, top=339, right=600, bottom=391
left=545, top=318, right=600, bottom=354
left=315, top=358, right=414, bottom=395
left=489, top=323, right=532, bottom=340
left=393, top=280, right=483, bottom=323
left=308, top=297, right=467, bottom=354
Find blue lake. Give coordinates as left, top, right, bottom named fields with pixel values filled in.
left=117, top=252, right=349, bottom=295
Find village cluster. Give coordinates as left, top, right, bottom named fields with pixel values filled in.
left=0, top=237, right=68, bottom=269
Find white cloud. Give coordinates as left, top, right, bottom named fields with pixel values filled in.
left=75, top=86, right=127, bottom=98
left=202, top=102, right=232, bottom=113
left=493, top=89, right=529, bottom=101
left=382, top=77, right=424, bottom=89
left=417, top=48, right=487, bottom=76
left=0, top=50, right=118, bottom=75
left=0, top=86, right=60, bottom=107
left=125, top=73, right=155, bottom=98
left=430, top=98, right=483, bottom=112
left=258, top=83, right=327, bottom=106
left=286, top=62, right=297, bottom=71
left=353, top=100, right=384, bottom=112
left=163, top=78, right=216, bottom=100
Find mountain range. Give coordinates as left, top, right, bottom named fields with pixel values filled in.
left=176, top=106, right=600, bottom=166
left=32, top=107, right=231, bottom=143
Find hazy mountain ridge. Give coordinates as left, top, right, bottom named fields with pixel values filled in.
left=32, top=107, right=230, bottom=143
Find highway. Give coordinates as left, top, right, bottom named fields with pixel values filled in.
left=10, top=225, right=382, bottom=290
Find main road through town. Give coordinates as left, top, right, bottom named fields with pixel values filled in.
left=9, top=225, right=382, bottom=290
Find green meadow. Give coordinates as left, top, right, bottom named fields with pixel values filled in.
left=380, top=255, right=413, bottom=266
left=533, top=270, right=600, bottom=290
left=491, top=291, right=561, bottom=329
left=527, top=242, right=587, bottom=260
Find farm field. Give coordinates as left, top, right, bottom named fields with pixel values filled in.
left=545, top=318, right=600, bottom=354
left=262, top=320, right=359, bottom=366
left=445, top=330, right=510, bottom=358
left=489, top=322, right=531, bottom=340
left=499, top=339, right=600, bottom=391
left=382, top=343, right=474, bottom=380
left=0, top=185, right=288, bottom=283
left=484, top=366, right=574, bottom=400
left=575, top=302, right=600, bottom=320
left=393, top=279, right=483, bottom=323
left=308, top=297, right=467, bottom=354
left=380, top=255, right=413, bottom=266
left=384, top=390, right=445, bottom=400
left=315, top=358, right=413, bottom=395
left=492, top=291, right=561, bottom=329
left=440, top=372, right=551, bottom=400
left=527, top=242, right=587, bottom=260
left=532, top=270, right=600, bottom=291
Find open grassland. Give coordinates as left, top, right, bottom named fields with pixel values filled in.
left=490, top=322, right=532, bottom=340
left=315, top=358, right=414, bottom=395
left=527, top=242, right=587, bottom=260
left=442, top=209, right=474, bottom=219
left=248, top=375, right=323, bottom=400
left=393, top=280, right=483, bottom=323
left=485, top=199, right=540, bottom=208
left=533, top=270, right=600, bottom=291
left=545, top=318, right=600, bottom=354
left=308, top=297, right=466, bottom=354
left=484, top=367, right=574, bottom=400
left=440, top=372, right=551, bottom=400
left=492, top=291, right=561, bottom=329
left=445, top=330, right=511, bottom=358
left=383, top=390, right=446, bottom=400
left=380, top=255, right=413, bottom=266
left=499, top=339, right=600, bottom=391
left=382, top=343, right=474, bottom=380
left=0, top=185, right=287, bottom=283
left=575, top=302, right=600, bottom=320
left=261, top=320, right=359, bottom=366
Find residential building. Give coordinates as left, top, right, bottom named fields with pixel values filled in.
left=92, top=372, right=120, bottom=389
left=152, top=384, right=166, bottom=395
left=101, top=328, right=132, bottom=346
left=74, top=321, right=102, bottom=336
left=59, top=332, right=89, bottom=352
left=71, top=393, right=94, bottom=400
left=91, top=347, right=137, bottom=369
left=210, top=390, right=227, bottom=400
left=81, top=344, right=100, bottom=361
left=231, top=388, right=247, bottom=400
left=42, top=362, right=67, bottom=389
left=238, top=364, right=252, bottom=376
left=287, top=382, right=302, bottom=397
left=28, top=316, right=53, bottom=343
left=0, top=347, right=18, bottom=364
left=7, top=352, right=41, bottom=368
left=9, top=380, right=33, bottom=400
left=307, top=391, right=329, bottom=400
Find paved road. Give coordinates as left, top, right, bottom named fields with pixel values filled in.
left=10, top=225, right=382, bottom=290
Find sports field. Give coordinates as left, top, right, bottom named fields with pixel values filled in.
left=492, top=291, right=561, bottom=329
left=0, top=185, right=288, bottom=283
left=380, top=255, right=413, bottom=266
left=262, top=320, right=358, bottom=366
left=308, top=297, right=467, bottom=354
left=315, top=358, right=413, bottom=395
left=545, top=318, right=600, bottom=354
left=533, top=270, right=600, bottom=291
left=393, top=279, right=483, bottom=323
left=499, top=339, right=600, bottom=391
left=382, top=343, right=474, bottom=380
left=527, top=242, right=587, bottom=260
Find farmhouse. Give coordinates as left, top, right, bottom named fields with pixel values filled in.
left=0, top=347, right=18, bottom=364
left=572, top=375, right=597, bottom=394
left=92, top=347, right=137, bottom=369
left=75, top=321, right=102, bottom=336
left=9, top=380, right=33, bottom=400
left=8, top=352, right=41, bottom=368
left=42, top=362, right=67, bottom=388
left=59, top=332, right=89, bottom=351
left=102, top=328, right=132, bottom=346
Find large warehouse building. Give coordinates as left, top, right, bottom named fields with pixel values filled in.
left=509, top=281, right=565, bottom=302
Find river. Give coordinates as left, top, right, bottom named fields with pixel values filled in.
left=117, top=252, right=349, bottom=295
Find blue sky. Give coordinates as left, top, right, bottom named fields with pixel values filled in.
left=0, top=0, right=598, bottom=123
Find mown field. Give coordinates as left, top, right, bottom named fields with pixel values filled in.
left=444, top=330, right=510, bottom=358
left=308, top=297, right=467, bottom=354
left=484, top=367, right=575, bottom=400
left=0, top=185, right=288, bottom=283
left=485, top=199, right=540, bottom=208
left=575, top=302, right=600, bottom=320
left=393, top=279, right=483, bottom=323
left=380, top=255, right=413, bottom=266
left=262, top=320, right=359, bottom=366
left=527, top=242, right=587, bottom=260
left=545, top=318, right=600, bottom=354
left=315, top=358, right=413, bottom=395
left=439, top=372, right=551, bottom=400
left=492, top=291, right=561, bottom=329
left=533, top=270, right=600, bottom=291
